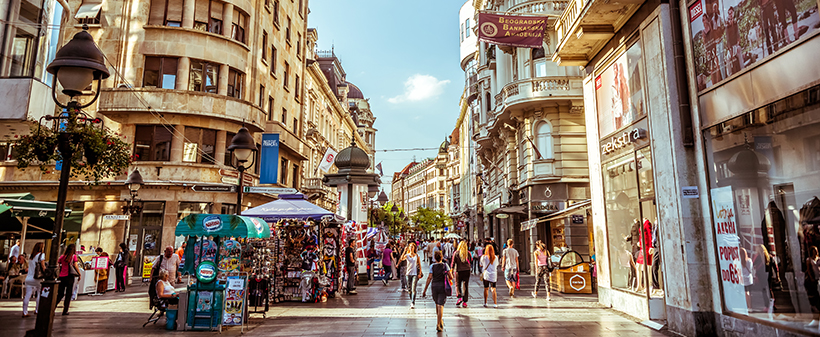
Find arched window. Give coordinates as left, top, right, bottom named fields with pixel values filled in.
left=534, top=121, right=553, bottom=159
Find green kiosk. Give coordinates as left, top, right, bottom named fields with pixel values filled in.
left=175, top=214, right=271, bottom=331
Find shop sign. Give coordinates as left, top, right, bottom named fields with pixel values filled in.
left=202, top=215, right=223, bottom=232
left=223, top=275, right=246, bottom=326
left=601, top=128, right=647, bottom=155
left=531, top=201, right=565, bottom=213
left=711, top=186, right=748, bottom=315
left=682, top=186, right=699, bottom=199
left=571, top=214, right=585, bottom=224
left=142, top=256, right=158, bottom=282
left=569, top=274, right=586, bottom=292
left=477, top=13, right=547, bottom=48
left=521, top=219, right=538, bottom=231
left=103, top=214, right=130, bottom=220
left=529, top=184, right=568, bottom=202
left=197, top=261, right=218, bottom=284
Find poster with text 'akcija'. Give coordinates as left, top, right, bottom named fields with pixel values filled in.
left=711, top=186, right=748, bottom=315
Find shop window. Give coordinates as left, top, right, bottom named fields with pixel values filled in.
left=227, top=68, right=243, bottom=99
left=189, top=59, right=218, bottom=93
left=534, top=121, right=553, bottom=159
left=603, top=152, right=644, bottom=294
left=143, top=56, right=177, bottom=89
left=193, top=0, right=223, bottom=34
left=703, top=88, right=820, bottom=333
left=148, top=0, right=183, bottom=26
left=134, top=125, right=173, bottom=161
left=231, top=9, right=247, bottom=43
left=182, top=126, right=217, bottom=164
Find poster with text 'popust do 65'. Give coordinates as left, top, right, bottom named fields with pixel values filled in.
left=711, top=186, right=748, bottom=315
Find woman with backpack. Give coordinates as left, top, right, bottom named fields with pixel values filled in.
left=22, top=242, right=46, bottom=317
left=532, top=240, right=553, bottom=301
left=422, top=251, right=453, bottom=332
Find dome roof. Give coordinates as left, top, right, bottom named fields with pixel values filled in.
left=347, top=81, right=364, bottom=99
left=335, top=144, right=371, bottom=173
left=439, top=137, right=450, bottom=154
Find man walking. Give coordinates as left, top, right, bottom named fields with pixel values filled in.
left=345, top=239, right=357, bottom=294
left=501, top=239, right=519, bottom=297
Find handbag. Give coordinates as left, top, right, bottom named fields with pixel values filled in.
left=68, top=256, right=80, bottom=276
left=33, top=254, right=44, bottom=279
left=444, top=266, right=452, bottom=296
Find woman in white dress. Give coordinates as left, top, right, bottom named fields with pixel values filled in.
left=23, top=243, right=46, bottom=317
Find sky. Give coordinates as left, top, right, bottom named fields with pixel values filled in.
left=308, top=0, right=469, bottom=192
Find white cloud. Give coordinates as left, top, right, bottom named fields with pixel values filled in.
left=388, top=74, right=450, bottom=104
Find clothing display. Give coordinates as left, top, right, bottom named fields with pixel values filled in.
left=274, top=219, right=341, bottom=302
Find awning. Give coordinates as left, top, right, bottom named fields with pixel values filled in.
left=490, top=205, right=526, bottom=215
left=75, top=0, right=103, bottom=19
left=0, top=199, right=72, bottom=218
left=242, top=193, right=339, bottom=222
left=537, top=199, right=591, bottom=223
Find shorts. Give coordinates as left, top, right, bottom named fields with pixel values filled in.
left=505, top=269, right=518, bottom=282
left=483, top=278, right=497, bottom=288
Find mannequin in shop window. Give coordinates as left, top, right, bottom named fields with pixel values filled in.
left=649, top=219, right=663, bottom=296
left=626, top=218, right=641, bottom=290
left=633, top=219, right=653, bottom=292
left=800, top=197, right=820, bottom=327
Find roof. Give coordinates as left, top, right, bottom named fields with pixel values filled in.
left=393, top=161, right=419, bottom=181
left=450, top=127, right=460, bottom=146
left=347, top=81, right=364, bottom=99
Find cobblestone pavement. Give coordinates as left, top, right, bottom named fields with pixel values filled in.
left=0, top=268, right=670, bottom=337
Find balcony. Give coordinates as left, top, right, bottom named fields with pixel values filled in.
left=497, top=76, right=583, bottom=108
left=466, top=74, right=479, bottom=103
left=0, top=78, right=56, bottom=140
left=97, top=88, right=266, bottom=132
left=302, top=177, right=331, bottom=196
left=142, top=26, right=250, bottom=70
left=552, top=0, right=645, bottom=66
left=509, top=0, right=570, bottom=16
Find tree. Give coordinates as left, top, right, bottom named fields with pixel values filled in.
left=370, top=202, right=410, bottom=236
left=411, top=207, right=451, bottom=234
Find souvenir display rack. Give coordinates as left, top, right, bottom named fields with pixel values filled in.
left=272, top=219, right=342, bottom=303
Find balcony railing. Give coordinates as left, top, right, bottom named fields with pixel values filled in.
left=492, top=76, right=582, bottom=109
left=555, top=0, right=586, bottom=46
left=302, top=177, right=330, bottom=194
left=509, top=0, right=570, bottom=15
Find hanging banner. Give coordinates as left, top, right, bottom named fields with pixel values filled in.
left=318, top=147, right=338, bottom=173
left=259, top=133, right=280, bottom=184
left=477, top=13, right=547, bottom=48
left=711, top=186, right=748, bottom=315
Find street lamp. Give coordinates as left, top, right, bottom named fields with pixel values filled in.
left=367, top=183, right=379, bottom=199
left=227, top=127, right=258, bottom=215
left=376, top=190, right=389, bottom=206
left=122, top=169, right=144, bottom=248
left=32, top=29, right=110, bottom=337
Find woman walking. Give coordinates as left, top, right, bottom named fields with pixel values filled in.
left=481, top=244, right=498, bottom=308
left=473, top=243, right=484, bottom=274
left=452, top=241, right=471, bottom=308
left=400, top=243, right=423, bottom=308
left=423, top=251, right=453, bottom=332
left=22, top=242, right=46, bottom=317
left=115, top=243, right=130, bottom=292
left=55, top=244, right=81, bottom=315
left=532, top=240, right=553, bottom=301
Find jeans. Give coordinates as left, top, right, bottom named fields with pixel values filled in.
left=471, top=258, right=479, bottom=273
left=23, top=283, right=41, bottom=315
left=407, top=275, right=419, bottom=304
left=383, top=266, right=392, bottom=283
left=399, top=265, right=407, bottom=289
left=457, top=270, right=470, bottom=303
left=651, top=251, right=661, bottom=289
left=346, top=265, right=356, bottom=292
left=115, top=265, right=126, bottom=291
left=55, top=275, right=75, bottom=313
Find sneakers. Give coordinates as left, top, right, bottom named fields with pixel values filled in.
left=532, top=291, right=537, bottom=299
left=461, top=302, right=468, bottom=308
left=410, top=303, right=415, bottom=309
left=382, top=279, right=388, bottom=286
left=456, top=298, right=463, bottom=306
left=483, top=303, right=488, bottom=308
left=493, top=304, right=498, bottom=308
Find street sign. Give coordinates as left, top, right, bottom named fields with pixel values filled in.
left=220, top=169, right=253, bottom=186
left=191, top=185, right=237, bottom=193
left=103, top=215, right=130, bottom=221
left=243, top=187, right=297, bottom=194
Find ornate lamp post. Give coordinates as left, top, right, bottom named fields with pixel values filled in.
left=376, top=190, right=389, bottom=206
left=122, top=169, right=144, bottom=247
left=227, top=127, right=258, bottom=215
left=31, top=29, right=110, bottom=337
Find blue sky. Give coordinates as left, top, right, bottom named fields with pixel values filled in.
left=308, top=0, right=468, bottom=191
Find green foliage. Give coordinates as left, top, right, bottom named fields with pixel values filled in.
left=14, top=115, right=132, bottom=183
left=370, top=202, right=412, bottom=236
left=410, top=207, right=451, bottom=234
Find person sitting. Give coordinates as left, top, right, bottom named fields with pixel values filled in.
left=155, top=269, right=179, bottom=305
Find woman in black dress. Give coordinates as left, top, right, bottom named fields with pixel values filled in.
left=423, top=250, right=453, bottom=332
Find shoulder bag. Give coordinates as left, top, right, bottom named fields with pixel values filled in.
left=33, top=253, right=44, bottom=279
left=69, top=255, right=80, bottom=276
left=443, top=264, right=452, bottom=296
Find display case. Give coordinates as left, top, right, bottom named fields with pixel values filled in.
left=549, top=250, right=592, bottom=294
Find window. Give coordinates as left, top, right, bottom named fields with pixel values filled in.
left=149, top=0, right=182, bottom=26
left=8, top=0, right=44, bottom=77
left=182, top=126, right=217, bottom=164
left=534, top=121, right=553, bottom=159
left=273, top=0, right=280, bottom=26
left=268, top=96, right=274, bottom=121
left=293, top=117, right=298, bottom=133
left=298, top=0, right=304, bottom=17
left=281, top=108, right=287, bottom=126
left=439, top=181, right=444, bottom=190
left=178, top=202, right=211, bottom=222
left=134, top=125, right=173, bottom=161
left=227, top=68, right=243, bottom=98
left=231, top=9, right=247, bottom=43
left=295, top=75, right=300, bottom=99
left=220, top=204, right=236, bottom=215
left=262, top=31, right=268, bottom=61
left=283, top=62, right=289, bottom=88
left=271, top=46, right=278, bottom=74
left=296, top=33, right=302, bottom=58
left=286, top=17, right=291, bottom=42
left=194, top=0, right=223, bottom=34
left=224, top=131, right=235, bottom=164
left=292, top=164, right=299, bottom=188
left=460, top=23, right=464, bottom=42
left=77, top=12, right=100, bottom=25
left=439, top=196, right=444, bottom=208
left=465, top=19, right=470, bottom=37
left=189, top=60, right=218, bottom=93
left=143, top=56, right=177, bottom=89
left=280, top=158, right=289, bottom=185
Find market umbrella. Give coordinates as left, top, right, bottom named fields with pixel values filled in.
left=444, top=233, right=462, bottom=239
left=174, top=214, right=271, bottom=239
left=242, top=193, right=342, bottom=222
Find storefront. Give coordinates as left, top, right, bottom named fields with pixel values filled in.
left=686, top=0, right=820, bottom=331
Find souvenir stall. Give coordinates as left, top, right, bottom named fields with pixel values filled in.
left=175, top=214, right=271, bottom=331
left=243, top=194, right=344, bottom=304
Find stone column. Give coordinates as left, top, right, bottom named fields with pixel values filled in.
left=218, top=64, right=229, bottom=95
left=176, top=56, right=190, bottom=90
left=182, top=0, right=195, bottom=28
left=222, top=3, right=234, bottom=39
left=170, top=125, right=185, bottom=162
left=215, top=130, right=227, bottom=165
